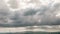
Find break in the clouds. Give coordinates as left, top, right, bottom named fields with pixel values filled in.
left=0, top=0, right=60, bottom=27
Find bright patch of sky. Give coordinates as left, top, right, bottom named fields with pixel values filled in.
left=4, top=0, right=56, bottom=11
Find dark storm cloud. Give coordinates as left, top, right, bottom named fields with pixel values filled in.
left=23, top=9, right=38, bottom=16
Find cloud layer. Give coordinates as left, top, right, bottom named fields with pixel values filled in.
left=0, top=0, right=60, bottom=27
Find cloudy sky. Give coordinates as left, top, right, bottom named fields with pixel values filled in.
left=0, top=0, right=60, bottom=26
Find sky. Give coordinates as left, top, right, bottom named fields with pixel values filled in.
left=0, top=0, right=60, bottom=26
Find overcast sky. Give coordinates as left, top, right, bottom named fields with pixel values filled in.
left=0, top=0, right=60, bottom=26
